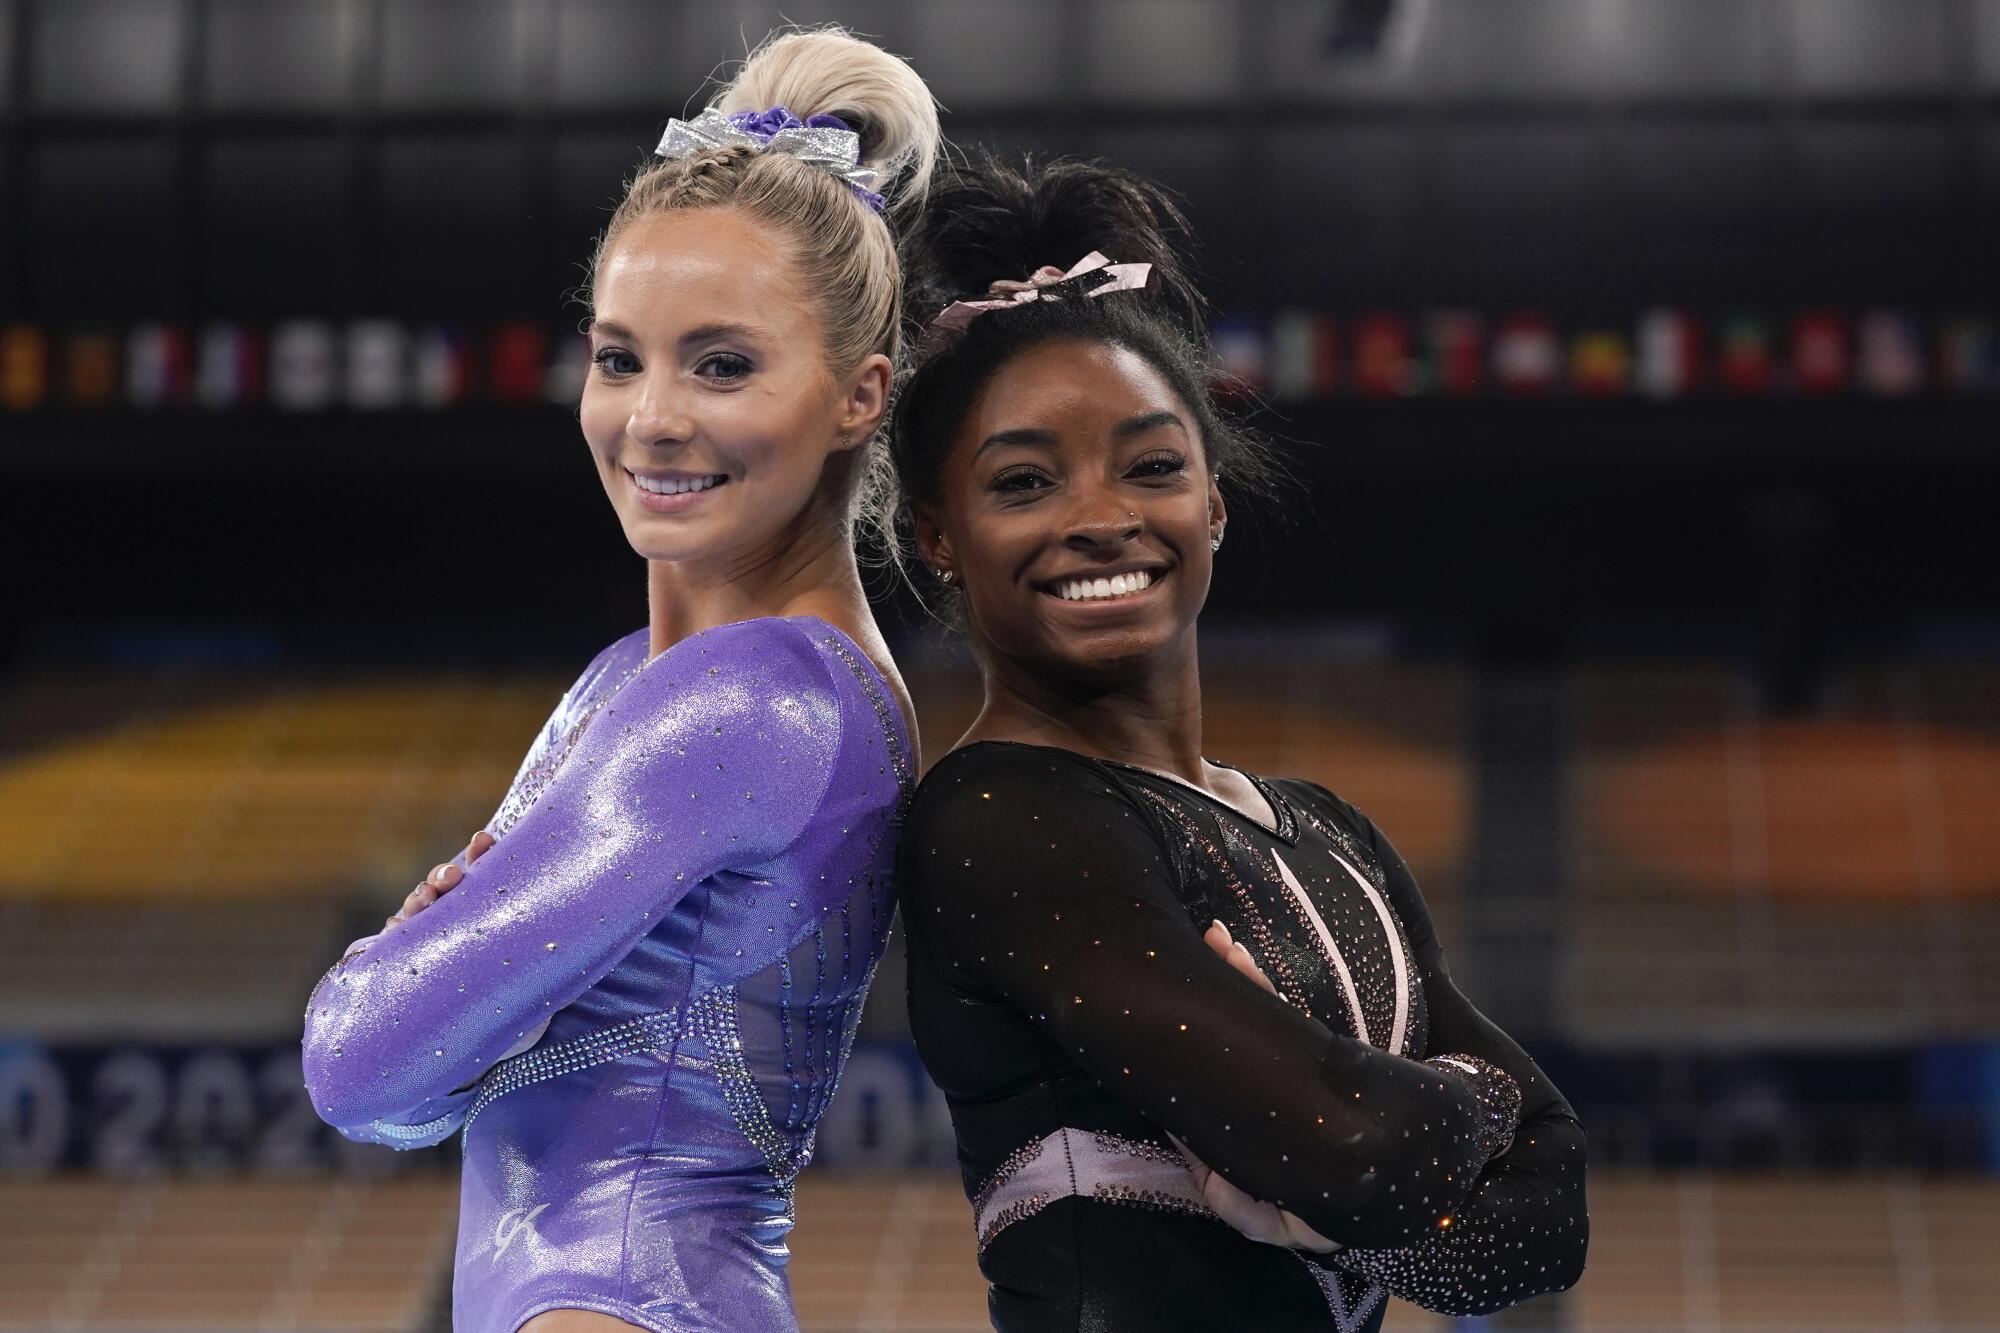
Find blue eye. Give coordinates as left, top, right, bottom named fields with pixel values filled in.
left=697, top=352, right=753, bottom=382
left=591, top=347, right=639, bottom=376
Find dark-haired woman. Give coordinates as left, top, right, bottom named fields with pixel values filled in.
left=890, top=154, right=1588, bottom=1332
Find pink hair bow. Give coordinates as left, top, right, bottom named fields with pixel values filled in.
left=924, top=251, right=1154, bottom=338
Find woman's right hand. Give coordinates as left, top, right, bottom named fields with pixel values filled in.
left=384, top=830, right=496, bottom=931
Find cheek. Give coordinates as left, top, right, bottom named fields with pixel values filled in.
left=707, top=388, right=819, bottom=464
left=578, top=383, right=621, bottom=455
left=959, top=515, right=1044, bottom=611
left=987, top=513, right=1047, bottom=570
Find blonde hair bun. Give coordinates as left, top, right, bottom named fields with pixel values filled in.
left=713, top=25, right=941, bottom=214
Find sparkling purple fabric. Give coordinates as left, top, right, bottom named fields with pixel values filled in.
left=726, top=106, right=853, bottom=138
left=733, top=107, right=886, bottom=212
left=301, top=615, right=911, bottom=1332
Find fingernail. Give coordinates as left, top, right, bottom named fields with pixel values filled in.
left=430, top=864, right=451, bottom=885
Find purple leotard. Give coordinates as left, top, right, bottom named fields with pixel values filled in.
left=301, top=615, right=911, bottom=1332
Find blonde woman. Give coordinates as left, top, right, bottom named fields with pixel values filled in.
left=301, top=29, right=938, bottom=1332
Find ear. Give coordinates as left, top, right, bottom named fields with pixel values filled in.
left=1206, top=473, right=1228, bottom=547
left=834, top=352, right=893, bottom=449
left=912, top=500, right=952, bottom=572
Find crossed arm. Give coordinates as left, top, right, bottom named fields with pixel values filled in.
left=1289, top=783, right=1589, bottom=1314
left=903, top=747, right=1586, bottom=1313
left=904, top=747, right=1524, bottom=1251
left=300, top=619, right=841, bottom=1147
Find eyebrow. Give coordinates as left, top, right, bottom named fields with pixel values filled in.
left=587, top=318, right=772, bottom=346
left=973, top=410, right=1189, bottom=459
left=1112, top=411, right=1189, bottom=441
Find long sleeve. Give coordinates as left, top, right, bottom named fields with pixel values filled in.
left=1300, top=785, right=1590, bottom=1314
left=316, top=929, right=553, bottom=1149
left=312, top=644, right=620, bottom=1150
left=301, top=618, right=842, bottom=1140
left=901, top=746, right=1504, bottom=1251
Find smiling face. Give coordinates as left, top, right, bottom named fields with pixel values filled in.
left=581, top=207, right=879, bottom=567
left=921, top=338, right=1226, bottom=677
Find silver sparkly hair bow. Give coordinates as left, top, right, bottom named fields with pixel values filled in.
left=654, top=107, right=884, bottom=211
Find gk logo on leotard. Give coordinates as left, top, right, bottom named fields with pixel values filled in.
left=493, top=1203, right=550, bottom=1259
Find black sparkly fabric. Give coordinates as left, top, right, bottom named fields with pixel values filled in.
left=900, top=741, right=1587, bottom=1330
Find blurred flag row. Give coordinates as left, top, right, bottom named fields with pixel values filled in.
left=2, top=309, right=1996, bottom=412
left=0, top=320, right=590, bottom=413
left=1217, top=308, right=1999, bottom=400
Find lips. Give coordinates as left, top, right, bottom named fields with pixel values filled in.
left=625, top=467, right=729, bottom=513
left=1035, top=564, right=1172, bottom=604
left=626, top=468, right=727, bottom=495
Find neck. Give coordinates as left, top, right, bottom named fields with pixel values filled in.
left=966, top=624, right=1207, bottom=782
left=644, top=498, right=865, bottom=660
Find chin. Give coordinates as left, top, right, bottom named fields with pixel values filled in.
left=618, top=518, right=712, bottom=564
left=1038, top=621, right=1182, bottom=678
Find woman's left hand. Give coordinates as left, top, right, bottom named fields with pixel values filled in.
left=1168, top=921, right=1342, bottom=1254
left=387, top=829, right=497, bottom=931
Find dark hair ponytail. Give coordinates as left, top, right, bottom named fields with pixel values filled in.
left=898, top=153, right=1207, bottom=334
left=874, top=149, right=1289, bottom=597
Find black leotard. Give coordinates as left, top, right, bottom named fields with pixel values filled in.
left=899, top=741, right=1587, bottom=1332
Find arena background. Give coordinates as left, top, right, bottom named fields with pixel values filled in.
left=3, top=0, right=1999, bottom=1328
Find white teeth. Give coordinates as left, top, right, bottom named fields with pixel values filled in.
left=631, top=472, right=723, bottom=495
left=1054, top=569, right=1157, bottom=601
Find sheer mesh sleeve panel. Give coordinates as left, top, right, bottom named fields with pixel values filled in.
left=900, top=745, right=1499, bottom=1250
left=1296, top=784, right=1590, bottom=1314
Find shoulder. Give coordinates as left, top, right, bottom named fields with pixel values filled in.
left=905, top=742, right=1162, bottom=853
left=608, top=620, right=852, bottom=772
left=643, top=616, right=842, bottom=701
left=915, top=740, right=1121, bottom=804
left=576, top=619, right=852, bottom=845
left=898, top=743, right=1179, bottom=923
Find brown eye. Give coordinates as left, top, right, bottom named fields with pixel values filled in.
left=992, top=467, right=1052, bottom=493
left=1130, top=450, right=1187, bottom=477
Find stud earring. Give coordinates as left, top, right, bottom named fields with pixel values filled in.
left=937, top=568, right=955, bottom=584
left=1210, top=527, right=1225, bottom=553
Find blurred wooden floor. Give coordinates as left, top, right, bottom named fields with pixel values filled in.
left=2, top=1171, right=1997, bottom=1330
